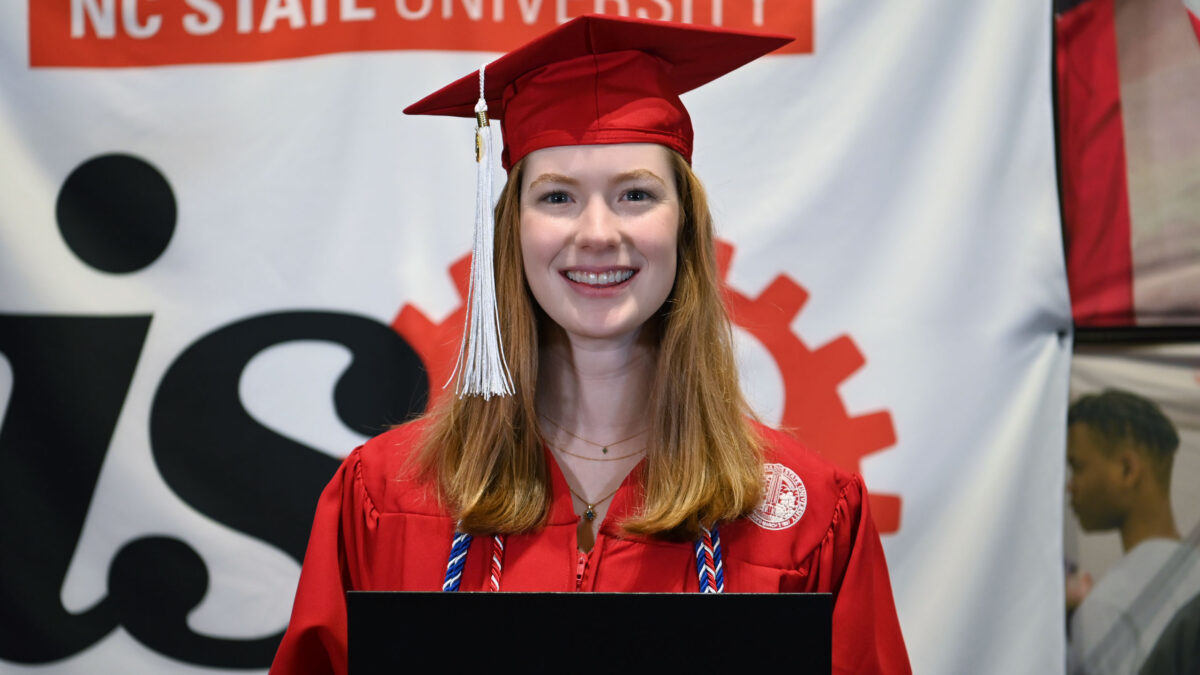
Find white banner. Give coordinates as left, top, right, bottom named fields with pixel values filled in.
left=0, top=1, right=1070, bottom=673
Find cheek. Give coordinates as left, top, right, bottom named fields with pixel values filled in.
left=519, top=214, right=556, bottom=272
left=1074, top=471, right=1099, bottom=494
left=1070, top=477, right=1091, bottom=502
left=649, top=237, right=677, bottom=273
left=643, top=215, right=680, bottom=279
left=639, top=236, right=677, bottom=304
left=518, top=213, right=565, bottom=316
left=1071, top=474, right=1114, bottom=520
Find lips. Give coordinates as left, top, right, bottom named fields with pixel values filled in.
left=563, top=269, right=636, bottom=286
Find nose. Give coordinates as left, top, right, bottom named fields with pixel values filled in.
left=574, top=197, right=621, bottom=250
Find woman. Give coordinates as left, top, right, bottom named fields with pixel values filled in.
left=272, top=14, right=910, bottom=674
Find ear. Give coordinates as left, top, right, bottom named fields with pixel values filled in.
left=1118, top=447, right=1144, bottom=487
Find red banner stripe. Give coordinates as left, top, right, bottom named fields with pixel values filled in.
left=1056, top=0, right=1135, bottom=326
left=29, top=0, right=812, bottom=68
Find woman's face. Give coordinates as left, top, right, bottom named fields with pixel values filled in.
left=519, top=143, right=679, bottom=346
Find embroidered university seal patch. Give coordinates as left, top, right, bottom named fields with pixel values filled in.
left=750, top=463, right=807, bottom=530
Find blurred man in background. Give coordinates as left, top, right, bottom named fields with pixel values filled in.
left=1066, top=389, right=1200, bottom=674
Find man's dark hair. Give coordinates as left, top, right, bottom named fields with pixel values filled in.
left=1068, top=389, right=1180, bottom=466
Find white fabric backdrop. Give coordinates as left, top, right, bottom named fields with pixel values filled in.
left=0, top=1, right=1071, bottom=672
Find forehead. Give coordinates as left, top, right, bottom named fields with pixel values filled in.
left=1067, top=423, right=1113, bottom=460
left=520, top=143, right=675, bottom=185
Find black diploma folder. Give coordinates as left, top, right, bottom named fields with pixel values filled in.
left=348, top=591, right=832, bottom=673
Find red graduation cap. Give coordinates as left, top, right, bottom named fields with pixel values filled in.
left=404, top=14, right=793, bottom=169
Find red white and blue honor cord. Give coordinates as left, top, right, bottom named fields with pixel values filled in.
left=693, top=525, right=725, bottom=593
left=441, top=532, right=507, bottom=592
left=441, top=525, right=724, bottom=593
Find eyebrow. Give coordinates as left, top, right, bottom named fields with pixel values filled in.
left=527, top=173, right=579, bottom=190
left=613, top=169, right=667, bottom=187
left=526, top=168, right=668, bottom=191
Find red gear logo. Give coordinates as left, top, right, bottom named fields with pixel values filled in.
left=392, top=240, right=901, bottom=534
left=392, top=254, right=474, bottom=405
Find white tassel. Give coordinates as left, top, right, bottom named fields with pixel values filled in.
left=447, top=64, right=514, bottom=399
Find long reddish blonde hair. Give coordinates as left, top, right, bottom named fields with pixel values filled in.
left=415, top=150, right=762, bottom=540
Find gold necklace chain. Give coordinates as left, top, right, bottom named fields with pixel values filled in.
left=549, top=441, right=646, bottom=462
left=563, top=482, right=622, bottom=522
left=540, top=414, right=647, bottom=455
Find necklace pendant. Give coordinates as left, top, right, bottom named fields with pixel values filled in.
left=584, top=506, right=596, bottom=521
left=601, top=446, right=608, bottom=454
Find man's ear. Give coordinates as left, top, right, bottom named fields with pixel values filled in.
left=1118, top=445, right=1144, bottom=487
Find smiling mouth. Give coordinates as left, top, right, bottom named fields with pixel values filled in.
left=564, top=269, right=635, bottom=286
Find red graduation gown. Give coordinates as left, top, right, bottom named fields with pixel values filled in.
left=270, top=422, right=911, bottom=674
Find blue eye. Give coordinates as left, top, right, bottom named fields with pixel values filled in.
left=542, top=191, right=570, bottom=204
left=623, top=189, right=651, bottom=202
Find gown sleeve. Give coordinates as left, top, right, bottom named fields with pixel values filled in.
left=812, top=473, right=911, bottom=675
left=270, top=448, right=368, bottom=675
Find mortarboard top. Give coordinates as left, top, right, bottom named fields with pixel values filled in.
left=404, top=14, right=793, bottom=169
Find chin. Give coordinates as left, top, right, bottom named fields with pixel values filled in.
left=551, top=310, right=649, bottom=343
left=566, top=324, right=643, bottom=342
left=1072, top=512, right=1112, bottom=533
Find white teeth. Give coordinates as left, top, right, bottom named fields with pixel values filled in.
left=566, top=269, right=634, bottom=286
